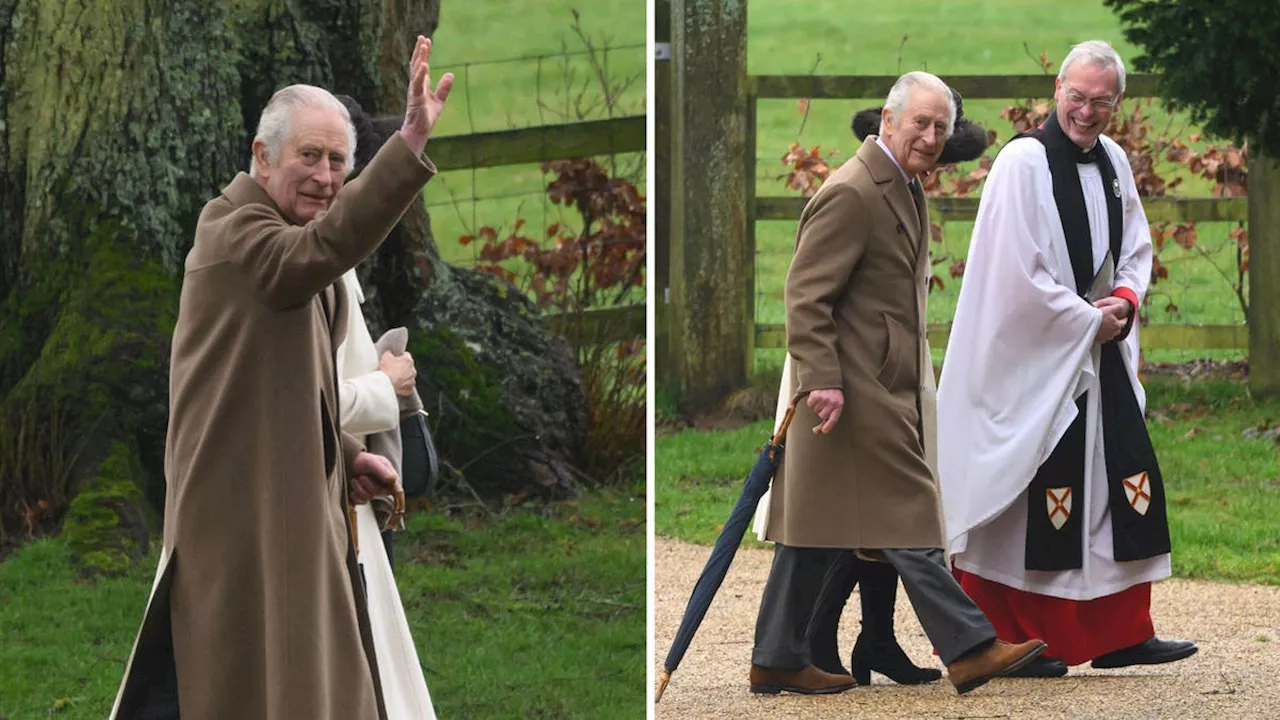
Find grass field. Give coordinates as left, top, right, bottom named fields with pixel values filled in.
left=656, top=374, right=1280, bottom=585
left=426, top=0, right=646, bottom=269
left=0, top=487, right=646, bottom=719
left=740, top=0, right=1248, bottom=375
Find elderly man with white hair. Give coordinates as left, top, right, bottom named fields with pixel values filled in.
left=938, top=40, right=1197, bottom=678
left=110, top=36, right=452, bottom=720
left=749, top=70, right=1046, bottom=698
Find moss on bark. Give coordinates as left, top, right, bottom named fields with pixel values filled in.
left=61, top=441, right=155, bottom=579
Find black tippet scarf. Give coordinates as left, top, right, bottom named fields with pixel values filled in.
left=1016, top=113, right=1172, bottom=571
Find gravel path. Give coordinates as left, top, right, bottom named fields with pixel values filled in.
left=654, top=538, right=1280, bottom=719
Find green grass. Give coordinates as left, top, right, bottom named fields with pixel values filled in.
left=743, top=0, right=1249, bottom=371
left=425, top=0, right=645, bottom=268
left=656, top=375, right=1280, bottom=584
left=0, top=488, right=646, bottom=719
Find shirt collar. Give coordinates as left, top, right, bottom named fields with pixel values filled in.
left=875, top=136, right=914, bottom=185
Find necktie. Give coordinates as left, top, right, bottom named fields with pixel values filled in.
left=908, top=180, right=925, bottom=215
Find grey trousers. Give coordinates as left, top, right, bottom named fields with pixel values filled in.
left=752, top=544, right=997, bottom=668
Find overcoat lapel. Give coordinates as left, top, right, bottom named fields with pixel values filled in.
left=857, top=139, right=923, bottom=255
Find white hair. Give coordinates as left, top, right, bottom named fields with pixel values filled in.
left=1058, top=40, right=1127, bottom=94
left=249, top=84, right=357, bottom=179
left=879, top=71, right=956, bottom=137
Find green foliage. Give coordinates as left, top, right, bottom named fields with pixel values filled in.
left=459, top=154, right=646, bottom=486
left=0, top=489, right=645, bottom=719
left=1105, top=0, right=1280, bottom=155
left=408, top=325, right=524, bottom=492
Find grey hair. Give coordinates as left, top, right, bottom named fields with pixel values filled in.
left=249, top=84, right=357, bottom=179
left=1058, top=40, right=1127, bottom=94
left=879, top=71, right=956, bottom=137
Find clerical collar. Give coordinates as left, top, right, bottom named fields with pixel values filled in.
left=1044, top=112, right=1100, bottom=164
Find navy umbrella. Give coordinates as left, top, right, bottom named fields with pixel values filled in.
left=656, top=399, right=802, bottom=703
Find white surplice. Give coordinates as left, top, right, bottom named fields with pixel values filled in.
left=936, top=135, right=1170, bottom=601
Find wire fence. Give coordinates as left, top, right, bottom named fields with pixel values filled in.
left=425, top=42, right=646, bottom=270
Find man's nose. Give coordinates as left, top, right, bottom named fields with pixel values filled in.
left=311, top=163, right=333, bottom=186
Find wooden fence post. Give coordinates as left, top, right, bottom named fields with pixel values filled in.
left=1248, top=151, right=1280, bottom=396
left=655, top=0, right=673, bottom=405
left=666, top=0, right=750, bottom=410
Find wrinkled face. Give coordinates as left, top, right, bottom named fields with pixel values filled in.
left=1054, top=61, right=1122, bottom=150
left=253, top=107, right=350, bottom=225
left=880, top=88, right=952, bottom=177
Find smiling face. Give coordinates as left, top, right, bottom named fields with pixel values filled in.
left=880, top=87, right=952, bottom=177
left=1054, top=61, right=1122, bottom=150
left=252, top=106, right=350, bottom=224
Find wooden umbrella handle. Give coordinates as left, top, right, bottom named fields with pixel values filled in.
left=769, top=397, right=801, bottom=447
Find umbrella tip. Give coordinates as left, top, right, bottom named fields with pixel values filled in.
left=655, top=670, right=672, bottom=703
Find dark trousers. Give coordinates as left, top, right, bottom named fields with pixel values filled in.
left=753, top=544, right=996, bottom=668
left=805, top=551, right=900, bottom=661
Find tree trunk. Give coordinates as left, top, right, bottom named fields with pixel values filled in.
left=0, top=0, right=587, bottom=564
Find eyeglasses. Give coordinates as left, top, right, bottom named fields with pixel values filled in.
left=1061, top=88, right=1118, bottom=112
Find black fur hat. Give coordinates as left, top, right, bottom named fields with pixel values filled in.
left=851, top=87, right=989, bottom=164
left=335, top=94, right=405, bottom=175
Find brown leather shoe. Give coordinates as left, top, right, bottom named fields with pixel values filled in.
left=749, top=663, right=856, bottom=695
left=947, top=639, right=1047, bottom=694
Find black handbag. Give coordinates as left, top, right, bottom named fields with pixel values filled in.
left=399, top=409, right=439, bottom=498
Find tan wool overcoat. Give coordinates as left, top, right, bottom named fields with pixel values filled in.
left=765, top=138, right=945, bottom=550
left=111, top=132, right=435, bottom=720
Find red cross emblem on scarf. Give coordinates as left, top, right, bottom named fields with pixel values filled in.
left=1123, top=472, right=1151, bottom=516
left=1046, top=487, right=1072, bottom=530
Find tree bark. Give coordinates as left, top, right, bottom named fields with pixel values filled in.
left=0, top=0, right=587, bottom=552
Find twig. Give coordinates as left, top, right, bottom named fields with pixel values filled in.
left=439, top=460, right=497, bottom=517
left=583, top=597, right=643, bottom=611
left=1022, top=42, right=1051, bottom=75
left=456, top=434, right=540, bottom=473
left=1194, top=243, right=1247, bottom=320
left=794, top=54, right=822, bottom=139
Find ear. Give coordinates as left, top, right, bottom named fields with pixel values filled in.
left=880, top=106, right=894, bottom=135
left=252, top=139, right=272, bottom=178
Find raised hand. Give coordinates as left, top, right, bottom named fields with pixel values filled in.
left=401, top=35, right=455, bottom=154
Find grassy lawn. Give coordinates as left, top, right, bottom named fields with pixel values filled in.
left=742, top=0, right=1248, bottom=375
left=0, top=487, right=646, bottom=719
left=655, top=375, right=1280, bottom=585
left=426, top=0, right=645, bottom=269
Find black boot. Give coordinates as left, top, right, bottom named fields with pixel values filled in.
left=850, top=559, right=943, bottom=685
left=805, top=552, right=861, bottom=676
